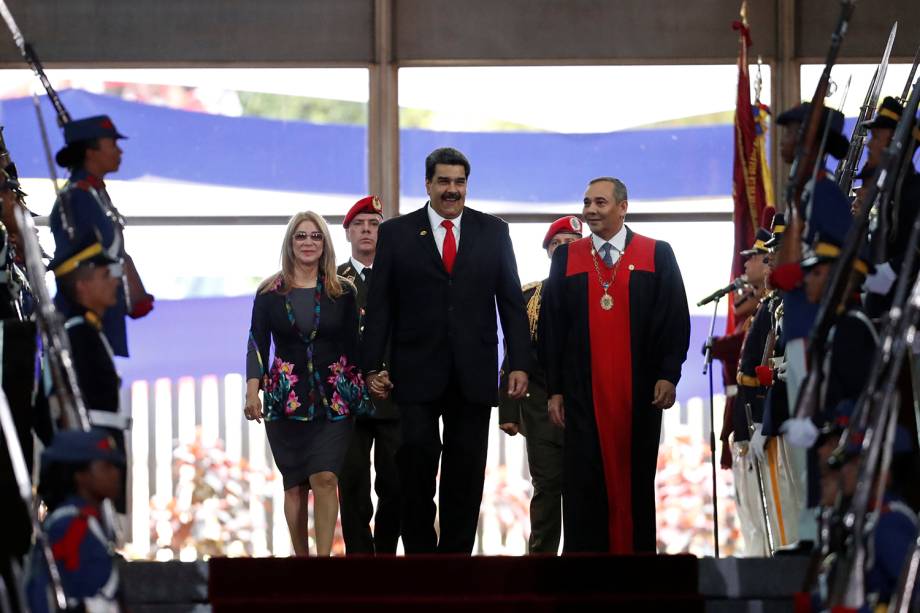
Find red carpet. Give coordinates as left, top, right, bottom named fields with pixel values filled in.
left=209, top=554, right=703, bottom=611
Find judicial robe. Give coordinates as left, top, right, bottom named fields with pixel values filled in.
left=541, top=228, right=690, bottom=553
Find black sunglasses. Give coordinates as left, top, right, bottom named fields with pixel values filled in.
left=293, top=231, right=324, bottom=242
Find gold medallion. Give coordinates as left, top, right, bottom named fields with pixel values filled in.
left=600, top=293, right=614, bottom=310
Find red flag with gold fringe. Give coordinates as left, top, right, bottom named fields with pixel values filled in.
left=728, top=2, right=773, bottom=331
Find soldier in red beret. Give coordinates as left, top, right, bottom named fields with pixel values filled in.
left=336, top=195, right=401, bottom=554
left=498, top=214, right=582, bottom=553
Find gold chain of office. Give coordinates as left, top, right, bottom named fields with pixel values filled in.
left=590, top=244, right=625, bottom=311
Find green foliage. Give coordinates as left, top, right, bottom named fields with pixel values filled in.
left=238, top=92, right=368, bottom=125
left=237, top=91, right=542, bottom=131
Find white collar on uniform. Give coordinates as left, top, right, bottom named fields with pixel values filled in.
left=349, top=257, right=369, bottom=276
left=592, top=225, right=627, bottom=254
left=427, top=202, right=463, bottom=232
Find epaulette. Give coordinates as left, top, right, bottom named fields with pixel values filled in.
left=338, top=275, right=357, bottom=293
left=522, top=280, right=542, bottom=292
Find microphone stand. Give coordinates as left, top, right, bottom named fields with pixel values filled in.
left=702, top=293, right=722, bottom=558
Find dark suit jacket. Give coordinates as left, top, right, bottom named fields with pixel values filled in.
left=338, top=260, right=398, bottom=420
left=361, top=204, right=531, bottom=406
left=249, top=281, right=361, bottom=420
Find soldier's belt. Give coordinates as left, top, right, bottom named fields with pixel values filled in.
left=89, top=410, right=131, bottom=430
left=737, top=373, right=761, bottom=388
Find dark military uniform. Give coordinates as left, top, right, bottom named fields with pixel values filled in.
left=64, top=307, right=128, bottom=514
left=498, top=279, right=563, bottom=553
left=26, top=429, right=125, bottom=613
left=858, top=96, right=920, bottom=318
left=337, top=259, right=401, bottom=554
left=49, top=115, right=146, bottom=358
left=51, top=171, right=130, bottom=357
left=48, top=234, right=129, bottom=513
left=735, top=292, right=775, bottom=439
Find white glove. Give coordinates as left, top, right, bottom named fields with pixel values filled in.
left=773, top=357, right=788, bottom=382
left=780, top=417, right=819, bottom=448
left=750, top=423, right=767, bottom=462
left=864, top=261, right=896, bottom=295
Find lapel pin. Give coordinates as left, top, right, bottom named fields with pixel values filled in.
left=420, top=229, right=428, bottom=236
left=628, top=264, right=635, bottom=271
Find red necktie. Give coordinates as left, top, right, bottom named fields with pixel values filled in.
left=441, top=219, right=457, bottom=274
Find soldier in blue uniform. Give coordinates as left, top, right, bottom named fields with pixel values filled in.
left=769, top=104, right=851, bottom=418
left=786, top=201, right=877, bottom=515
left=759, top=213, right=788, bottom=443
left=26, top=429, right=124, bottom=613
left=50, top=115, right=153, bottom=358
left=498, top=215, right=582, bottom=553
left=856, top=96, right=920, bottom=318
left=337, top=195, right=402, bottom=554
left=48, top=232, right=129, bottom=512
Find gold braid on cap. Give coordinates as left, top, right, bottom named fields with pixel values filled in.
left=525, top=281, right=543, bottom=341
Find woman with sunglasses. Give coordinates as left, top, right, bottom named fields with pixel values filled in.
left=245, top=211, right=370, bottom=556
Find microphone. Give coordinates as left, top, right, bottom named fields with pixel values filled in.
left=697, top=278, right=746, bottom=307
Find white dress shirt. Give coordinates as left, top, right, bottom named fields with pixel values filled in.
left=349, top=257, right=370, bottom=280
left=427, top=203, right=462, bottom=256
left=592, top=225, right=628, bottom=265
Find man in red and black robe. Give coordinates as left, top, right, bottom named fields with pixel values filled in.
left=541, top=177, right=690, bottom=553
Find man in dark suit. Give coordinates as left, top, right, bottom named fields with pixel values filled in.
left=362, top=147, right=531, bottom=554
left=337, top=195, right=401, bottom=554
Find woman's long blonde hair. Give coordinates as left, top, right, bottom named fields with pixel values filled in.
left=258, top=211, right=344, bottom=299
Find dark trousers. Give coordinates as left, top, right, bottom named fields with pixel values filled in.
left=338, top=417, right=401, bottom=554
left=525, top=435, right=563, bottom=554
left=398, top=382, right=491, bottom=554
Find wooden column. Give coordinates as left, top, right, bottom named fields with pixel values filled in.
left=368, top=0, right=400, bottom=218
left=772, top=0, right=800, bottom=212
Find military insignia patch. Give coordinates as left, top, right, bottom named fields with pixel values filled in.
left=372, top=196, right=383, bottom=212
left=570, top=217, right=582, bottom=232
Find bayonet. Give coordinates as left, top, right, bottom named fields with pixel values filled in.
left=900, top=42, right=920, bottom=103
left=836, top=21, right=896, bottom=194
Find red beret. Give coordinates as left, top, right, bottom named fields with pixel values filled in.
left=343, top=195, right=384, bottom=228
left=543, top=215, right=584, bottom=249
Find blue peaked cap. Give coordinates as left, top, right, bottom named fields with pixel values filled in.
left=63, top=115, right=127, bottom=145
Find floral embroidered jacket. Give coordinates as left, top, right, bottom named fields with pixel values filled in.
left=248, top=279, right=368, bottom=421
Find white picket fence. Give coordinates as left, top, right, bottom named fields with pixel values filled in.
left=121, top=373, right=726, bottom=559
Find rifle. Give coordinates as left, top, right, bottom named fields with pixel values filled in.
left=795, top=75, right=920, bottom=424
left=12, top=206, right=90, bottom=431
left=887, top=62, right=920, bottom=261
left=0, top=1, right=70, bottom=125
left=828, top=292, right=912, bottom=607
left=0, top=387, right=67, bottom=612
left=13, top=202, right=123, bottom=529
left=775, top=0, right=856, bottom=273
left=887, top=535, right=920, bottom=612
left=835, top=22, right=896, bottom=195
left=899, top=43, right=920, bottom=105
left=813, top=79, right=920, bottom=609
left=0, top=0, right=78, bottom=240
